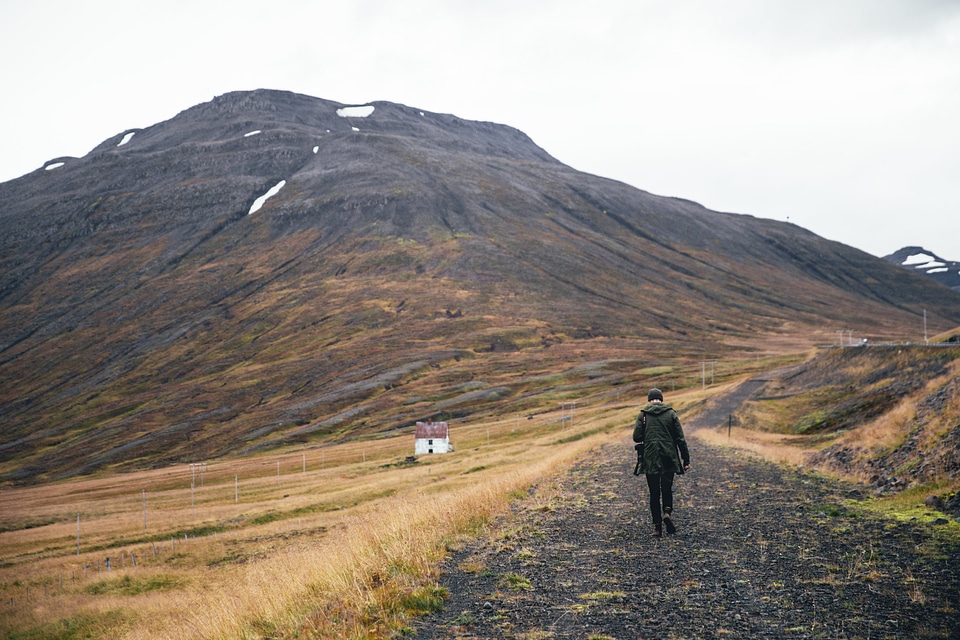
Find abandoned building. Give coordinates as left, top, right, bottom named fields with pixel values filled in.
left=414, top=421, right=454, bottom=454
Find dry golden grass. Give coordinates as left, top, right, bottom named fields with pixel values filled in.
left=13, top=347, right=934, bottom=638
left=694, top=352, right=960, bottom=488
left=692, top=427, right=813, bottom=468
left=0, top=394, right=650, bottom=639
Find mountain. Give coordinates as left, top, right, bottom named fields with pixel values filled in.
left=883, top=246, right=960, bottom=292
left=2, top=89, right=960, bottom=484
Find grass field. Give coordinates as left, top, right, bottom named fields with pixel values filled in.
left=1, top=373, right=690, bottom=639
left=4, top=346, right=956, bottom=638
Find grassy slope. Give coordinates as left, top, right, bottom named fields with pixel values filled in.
left=694, top=336, right=960, bottom=512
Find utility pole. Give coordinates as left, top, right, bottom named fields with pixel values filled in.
left=189, top=462, right=206, bottom=487
left=559, top=401, right=577, bottom=429
left=701, top=361, right=716, bottom=388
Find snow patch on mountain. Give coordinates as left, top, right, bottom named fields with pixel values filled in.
left=248, top=180, right=286, bottom=215
left=885, top=246, right=960, bottom=292
left=902, top=253, right=936, bottom=266
left=337, top=105, right=375, bottom=118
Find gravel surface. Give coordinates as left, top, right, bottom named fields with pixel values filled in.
left=414, top=440, right=960, bottom=639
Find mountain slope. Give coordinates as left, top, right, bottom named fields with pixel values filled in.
left=2, top=89, right=960, bottom=484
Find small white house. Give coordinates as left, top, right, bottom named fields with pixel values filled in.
left=415, top=421, right=454, bottom=455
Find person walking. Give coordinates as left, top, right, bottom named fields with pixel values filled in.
left=633, top=388, right=690, bottom=538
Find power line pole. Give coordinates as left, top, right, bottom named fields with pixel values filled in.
left=701, top=361, right=716, bottom=388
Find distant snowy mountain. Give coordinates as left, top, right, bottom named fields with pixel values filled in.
left=884, top=247, right=960, bottom=292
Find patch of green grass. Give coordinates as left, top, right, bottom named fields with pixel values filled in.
left=0, top=516, right=61, bottom=534
left=580, top=590, right=625, bottom=600
left=85, top=574, right=184, bottom=596
left=451, top=610, right=477, bottom=626
left=857, top=486, right=960, bottom=552
left=87, top=525, right=228, bottom=552
left=813, top=504, right=848, bottom=518
left=3, top=611, right=130, bottom=640
left=636, top=365, right=675, bottom=376
left=554, top=425, right=611, bottom=444
left=516, top=547, right=536, bottom=560
left=248, top=489, right=396, bottom=525
left=499, top=572, right=533, bottom=592
left=399, top=585, right=448, bottom=615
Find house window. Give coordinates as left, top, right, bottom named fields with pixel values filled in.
left=428, top=439, right=433, bottom=445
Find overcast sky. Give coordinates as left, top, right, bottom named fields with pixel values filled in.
left=2, top=0, right=958, bottom=259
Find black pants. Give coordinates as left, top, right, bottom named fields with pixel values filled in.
left=645, top=472, right=675, bottom=524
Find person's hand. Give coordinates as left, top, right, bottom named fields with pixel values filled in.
left=684, top=462, right=691, bottom=471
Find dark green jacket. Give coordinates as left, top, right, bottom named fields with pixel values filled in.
left=633, top=402, right=690, bottom=475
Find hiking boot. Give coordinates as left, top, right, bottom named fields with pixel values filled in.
left=652, top=523, right=663, bottom=538
left=663, top=513, right=676, bottom=535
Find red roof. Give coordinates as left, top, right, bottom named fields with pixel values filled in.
left=415, top=421, right=449, bottom=439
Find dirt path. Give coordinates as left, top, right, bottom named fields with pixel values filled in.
left=684, top=363, right=806, bottom=431
left=414, top=440, right=959, bottom=639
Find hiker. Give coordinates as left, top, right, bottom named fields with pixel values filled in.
left=633, top=388, right=690, bottom=538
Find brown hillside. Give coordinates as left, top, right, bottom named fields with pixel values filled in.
left=725, top=345, right=960, bottom=492
left=2, top=89, right=960, bottom=484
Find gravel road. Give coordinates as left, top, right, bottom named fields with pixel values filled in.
left=414, top=438, right=960, bottom=639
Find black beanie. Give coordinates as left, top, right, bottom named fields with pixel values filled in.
left=648, top=388, right=663, bottom=402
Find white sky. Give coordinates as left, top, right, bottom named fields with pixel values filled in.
left=2, top=0, right=959, bottom=259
